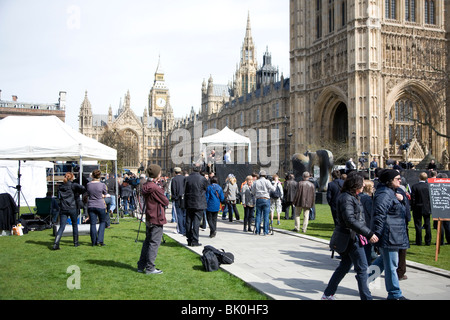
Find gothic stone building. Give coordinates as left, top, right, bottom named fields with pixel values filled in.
left=290, top=0, right=449, bottom=167
left=80, top=2, right=450, bottom=175
left=168, top=14, right=291, bottom=175
left=79, top=60, right=174, bottom=173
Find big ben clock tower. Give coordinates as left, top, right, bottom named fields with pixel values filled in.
left=149, top=57, right=170, bottom=118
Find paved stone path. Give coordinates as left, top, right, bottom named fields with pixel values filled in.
left=163, top=211, right=450, bottom=300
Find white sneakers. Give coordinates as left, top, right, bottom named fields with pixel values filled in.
left=321, top=294, right=336, bottom=300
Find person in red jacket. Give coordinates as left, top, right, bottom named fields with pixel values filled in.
left=137, top=164, right=169, bottom=275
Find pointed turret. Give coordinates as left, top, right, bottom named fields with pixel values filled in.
left=79, top=90, right=93, bottom=133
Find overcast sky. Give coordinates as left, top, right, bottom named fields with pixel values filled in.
left=0, top=0, right=290, bottom=129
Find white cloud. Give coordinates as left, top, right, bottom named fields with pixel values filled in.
left=0, top=0, right=289, bottom=129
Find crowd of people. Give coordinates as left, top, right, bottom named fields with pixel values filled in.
left=48, top=159, right=449, bottom=292
left=322, top=165, right=450, bottom=300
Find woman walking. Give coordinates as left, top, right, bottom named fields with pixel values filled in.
left=322, top=172, right=379, bottom=300
left=371, top=169, right=409, bottom=300
left=53, top=172, right=85, bottom=250
left=205, top=176, right=225, bottom=238
left=86, top=169, right=108, bottom=246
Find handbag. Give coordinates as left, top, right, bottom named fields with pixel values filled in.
left=216, top=190, right=225, bottom=205
left=329, top=226, right=351, bottom=254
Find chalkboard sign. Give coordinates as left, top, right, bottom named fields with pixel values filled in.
left=428, top=178, right=450, bottom=220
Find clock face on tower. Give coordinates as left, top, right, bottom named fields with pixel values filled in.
left=156, top=98, right=166, bottom=108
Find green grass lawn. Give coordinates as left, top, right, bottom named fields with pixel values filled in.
left=0, top=217, right=267, bottom=300
left=1, top=203, right=448, bottom=300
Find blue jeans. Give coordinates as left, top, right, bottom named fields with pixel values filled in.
left=122, top=197, right=131, bottom=215
left=371, top=248, right=403, bottom=299
left=56, top=210, right=78, bottom=238
left=173, top=202, right=186, bottom=235
left=324, top=238, right=372, bottom=300
left=88, top=207, right=106, bottom=245
left=255, top=199, right=271, bottom=235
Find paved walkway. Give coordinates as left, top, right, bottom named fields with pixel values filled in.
left=162, top=211, right=450, bottom=300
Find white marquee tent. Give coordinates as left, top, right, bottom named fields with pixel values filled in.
left=199, top=126, right=252, bottom=163
left=0, top=116, right=118, bottom=223
left=0, top=116, right=116, bottom=161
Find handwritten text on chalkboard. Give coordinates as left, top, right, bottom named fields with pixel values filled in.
left=428, top=178, right=450, bottom=220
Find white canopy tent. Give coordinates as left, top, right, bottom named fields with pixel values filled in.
left=199, top=126, right=252, bottom=163
left=0, top=116, right=118, bottom=223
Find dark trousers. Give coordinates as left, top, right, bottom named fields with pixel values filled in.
left=206, top=211, right=218, bottom=236
left=284, top=202, right=294, bottom=219
left=413, top=210, right=431, bottom=245
left=227, top=201, right=240, bottom=222
left=186, top=208, right=203, bottom=245
left=243, top=206, right=254, bottom=231
left=439, top=221, right=450, bottom=244
left=324, top=239, right=372, bottom=300
left=137, top=224, right=163, bottom=272
left=88, top=207, right=107, bottom=245
left=56, top=210, right=78, bottom=240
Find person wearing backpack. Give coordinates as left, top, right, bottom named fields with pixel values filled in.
left=270, top=174, right=284, bottom=225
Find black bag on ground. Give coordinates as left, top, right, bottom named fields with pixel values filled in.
left=201, top=249, right=220, bottom=272
left=201, top=245, right=234, bottom=271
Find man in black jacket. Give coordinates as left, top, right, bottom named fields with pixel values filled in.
left=326, top=170, right=344, bottom=226
left=411, top=172, right=431, bottom=245
left=171, top=167, right=186, bottom=235
left=184, top=162, right=209, bottom=246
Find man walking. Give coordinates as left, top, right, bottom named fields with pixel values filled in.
left=184, top=162, right=209, bottom=246
left=171, top=167, right=186, bottom=235
left=293, top=171, right=316, bottom=233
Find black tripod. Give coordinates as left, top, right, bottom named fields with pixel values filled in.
left=11, top=161, right=32, bottom=220
left=135, top=200, right=166, bottom=244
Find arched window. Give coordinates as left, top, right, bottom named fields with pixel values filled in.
left=425, top=0, right=436, bottom=24
left=385, top=0, right=397, bottom=19
left=122, top=129, right=139, bottom=168
left=405, top=0, right=416, bottom=22
left=389, top=99, right=423, bottom=145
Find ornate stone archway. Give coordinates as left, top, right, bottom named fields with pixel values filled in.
left=122, top=128, right=139, bottom=169
left=314, top=86, right=349, bottom=146
left=385, top=80, right=445, bottom=164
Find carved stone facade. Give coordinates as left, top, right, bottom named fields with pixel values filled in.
left=79, top=59, right=174, bottom=173
left=167, top=14, right=290, bottom=175
left=290, top=0, right=448, bottom=166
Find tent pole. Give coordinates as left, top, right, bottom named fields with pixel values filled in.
left=79, top=156, right=83, bottom=226
left=115, top=160, right=119, bottom=224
